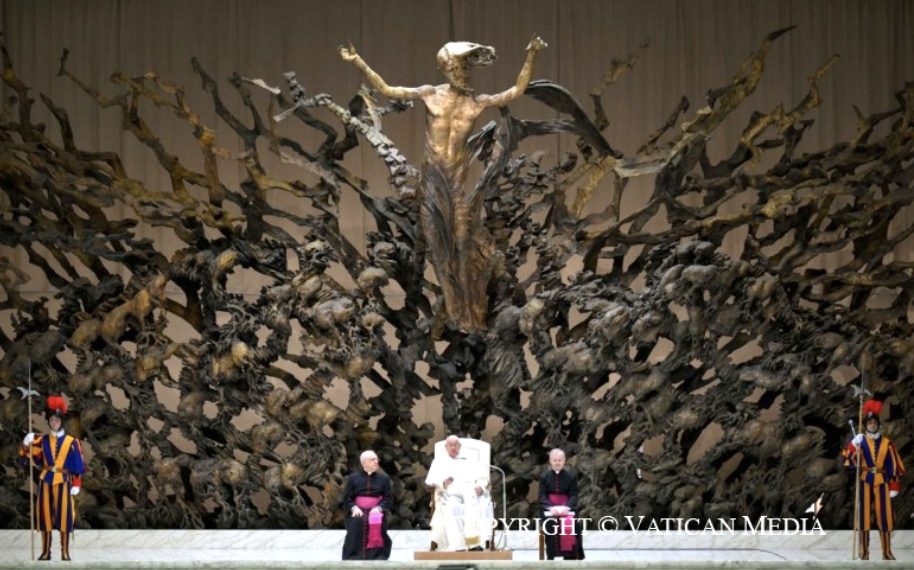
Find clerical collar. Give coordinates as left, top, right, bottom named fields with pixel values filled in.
left=554, top=470, right=562, bottom=475
left=53, top=429, right=65, bottom=438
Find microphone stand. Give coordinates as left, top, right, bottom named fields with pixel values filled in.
left=489, top=464, right=508, bottom=550
left=455, top=454, right=509, bottom=550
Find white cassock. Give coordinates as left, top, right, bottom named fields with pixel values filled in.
left=425, top=455, right=494, bottom=550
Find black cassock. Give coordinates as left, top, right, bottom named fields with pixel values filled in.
left=341, top=470, right=392, bottom=560
left=538, top=468, right=585, bottom=560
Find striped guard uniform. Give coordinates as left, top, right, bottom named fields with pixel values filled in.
left=842, top=434, right=905, bottom=531
left=20, top=432, right=86, bottom=533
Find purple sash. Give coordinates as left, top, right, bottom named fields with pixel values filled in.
left=548, top=492, right=576, bottom=552
left=355, top=496, right=383, bottom=549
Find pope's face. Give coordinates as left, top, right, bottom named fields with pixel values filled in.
left=445, top=439, right=461, bottom=458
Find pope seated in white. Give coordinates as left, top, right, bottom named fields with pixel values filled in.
left=424, top=435, right=494, bottom=551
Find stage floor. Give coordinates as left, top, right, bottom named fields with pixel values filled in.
left=0, top=530, right=911, bottom=568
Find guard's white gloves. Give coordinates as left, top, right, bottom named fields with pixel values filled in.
left=890, top=490, right=899, bottom=499
left=852, top=434, right=864, bottom=448
left=23, top=433, right=36, bottom=446
left=70, top=487, right=80, bottom=496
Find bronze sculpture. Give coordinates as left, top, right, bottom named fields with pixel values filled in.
left=340, top=37, right=547, bottom=331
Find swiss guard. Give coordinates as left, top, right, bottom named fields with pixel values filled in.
left=843, top=399, right=905, bottom=560
left=19, top=395, right=86, bottom=561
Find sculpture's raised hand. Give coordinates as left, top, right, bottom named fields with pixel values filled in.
left=339, top=42, right=358, bottom=62
left=526, top=35, right=547, bottom=52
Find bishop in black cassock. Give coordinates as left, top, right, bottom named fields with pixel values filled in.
left=341, top=450, right=392, bottom=560
left=538, top=449, right=585, bottom=560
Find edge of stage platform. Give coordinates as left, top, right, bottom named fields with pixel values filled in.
left=413, top=549, right=513, bottom=560
left=1, top=530, right=913, bottom=567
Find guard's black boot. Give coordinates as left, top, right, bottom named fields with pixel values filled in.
left=881, top=531, right=895, bottom=561
left=60, top=531, right=71, bottom=561
left=38, top=531, right=51, bottom=561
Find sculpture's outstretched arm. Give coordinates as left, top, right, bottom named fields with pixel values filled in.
left=478, top=35, right=547, bottom=108
left=338, top=43, right=435, bottom=100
